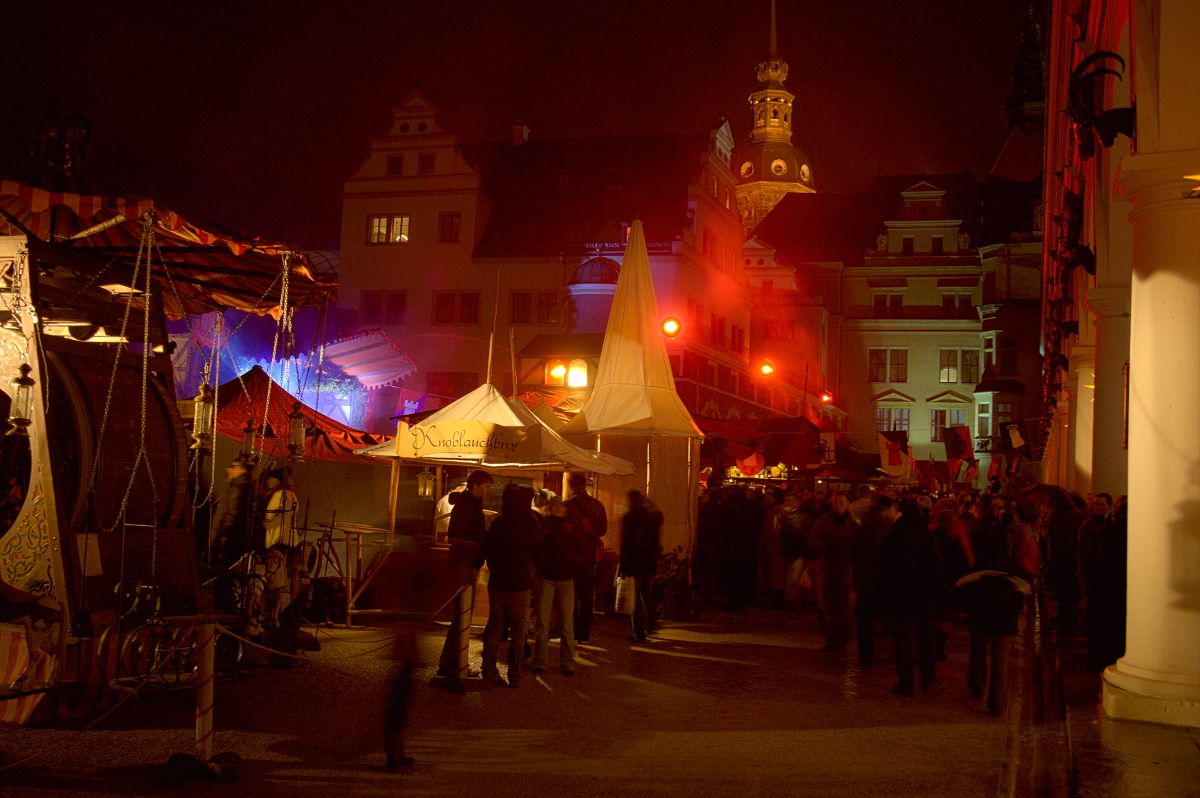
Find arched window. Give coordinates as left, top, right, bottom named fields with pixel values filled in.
left=545, top=360, right=567, bottom=386
left=567, top=359, right=588, bottom=388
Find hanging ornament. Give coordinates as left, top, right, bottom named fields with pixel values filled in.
left=190, top=384, right=214, bottom=452
left=416, top=466, right=436, bottom=499
left=287, top=402, right=306, bottom=461
left=5, top=363, right=35, bottom=436
left=240, top=418, right=257, bottom=463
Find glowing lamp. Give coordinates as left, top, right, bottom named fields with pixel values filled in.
left=287, top=402, right=306, bottom=461
left=567, top=359, right=588, bottom=388
left=190, top=384, right=214, bottom=452
left=417, top=467, right=436, bottom=499
left=241, top=418, right=257, bottom=463
left=5, top=363, right=35, bottom=437
left=661, top=317, right=682, bottom=338
left=759, top=361, right=775, bottom=376
left=549, top=363, right=567, bottom=379
left=820, top=390, right=833, bottom=403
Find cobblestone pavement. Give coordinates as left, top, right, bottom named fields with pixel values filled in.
left=4, top=606, right=1191, bottom=797
left=1056, top=633, right=1200, bottom=798
left=2, top=608, right=1006, bottom=797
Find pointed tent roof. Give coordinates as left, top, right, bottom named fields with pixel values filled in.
left=356, top=383, right=634, bottom=474
left=215, top=366, right=384, bottom=465
left=561, top=220, right=702, bottom=438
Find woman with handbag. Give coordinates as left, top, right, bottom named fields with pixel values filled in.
left=619, top=491, right=663, bottom=642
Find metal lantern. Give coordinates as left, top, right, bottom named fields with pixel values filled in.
left=416, top=467, right=435, bottom=498
left=287, top=402, right=306, bottom=461
left=6, top=363, right=35, bottom=437
left=190, top=384, right=214, bottom=452
left=241, top=418, right=257, bottom=463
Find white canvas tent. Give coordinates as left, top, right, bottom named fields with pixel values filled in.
left=356, top=383, right=633, bottom=475
left=560, top=220, right=703, bottom=556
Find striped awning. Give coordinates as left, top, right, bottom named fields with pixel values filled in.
left=323, top=329, right=415, bottom=390
left=0, top=179, right=336, bottom=318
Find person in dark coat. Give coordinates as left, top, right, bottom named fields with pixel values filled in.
left=473, top=483, right=542, bottom=687
left=810, top=492, right=855, bottom=652
left=718, top=487, right=758, bottom=611
left=877, top=500, right=943, bottom=696
left=694, top=488, right=724, bottom=606
left=620, top=490, right=663, bottom=642
left=565, top=472, right=608, bottom=643
left=1086, top=500, right=1127, bottom=672
left=1041, top=488, right=1086, bottom=633
left=437, top=469, right=493, bottom=683
left=210, top=458, right=261, bottom=568
left=532, top=497, right=587, bottom=675
left=958, top=502, right=1038, bottom=715
left=853, top=495, right=897, bottom=667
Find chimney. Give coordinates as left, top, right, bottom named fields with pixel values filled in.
left=511, top=121, right=530, bottom=146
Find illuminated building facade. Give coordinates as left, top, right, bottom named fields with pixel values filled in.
left=339, top=95, right=837, bottom=435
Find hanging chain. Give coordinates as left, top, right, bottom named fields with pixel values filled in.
left=256, top=252, right=291, bottom=460
left=84, top=214, right=160, bottom=535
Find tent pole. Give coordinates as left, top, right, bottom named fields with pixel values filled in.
left=387, top=459, right=400, bottom=538
left=485, top=266, right=501, bottom=384
left=645, top=437, right=652, bottom=496
left=509, top=327, right=518, bottom=400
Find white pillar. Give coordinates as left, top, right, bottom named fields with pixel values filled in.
left=1104, top=150, right=1200, bottom=726
left=1087, top=287, right=1130, bottom=497
left=1068, top=347, right=1095, bottom=494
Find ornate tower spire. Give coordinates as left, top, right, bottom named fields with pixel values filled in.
left=734, top=0, right=815, bottom=234
left=749, top=0, right=793, bottom=145
left=769, top=0, right=778, bottom=57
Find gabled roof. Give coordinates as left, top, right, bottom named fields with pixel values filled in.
left=468, top=135, right=716, bottom=256
left=926, top=390, right=975, bottom=403
left=873, top=389, right=916, bottom=403
left=753, top=172, right=1041, bottom=264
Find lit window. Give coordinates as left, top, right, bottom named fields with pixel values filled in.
left=545, top=360, right=567, bottom=386
left=367, top=214, right=410, bottom=244
left=875, top=407, right=910, bottom=432
left=567, top=359, right=588, bottom=388
left=939, top=349, right=959, bottom=383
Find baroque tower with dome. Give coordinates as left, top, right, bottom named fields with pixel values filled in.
left=733, top=0, right=816, bottom=235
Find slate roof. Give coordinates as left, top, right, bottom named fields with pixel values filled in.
left=753, top=172, right=1040, bottom=267
left=463, top=135, right=714, bottom=257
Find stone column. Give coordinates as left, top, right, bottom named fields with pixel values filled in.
left=1087, top=288, right=1130, bottom=496
left=1104, top=150, right=1200, bottom=726
left=1068, top=347, right=1095, bottom=494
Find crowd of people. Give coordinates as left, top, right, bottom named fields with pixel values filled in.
left=435, top=470, right=659, bottom=691
left=695, top=478, right=1129, bottom=708
left=384, top=469, right=1128, bottom=772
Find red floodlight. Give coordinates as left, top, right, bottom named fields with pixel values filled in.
left=661, top=317, right=682, bottom=338
left=759, top=361, right=775, bottom=376
left=820, top=390, right=833, bottom=403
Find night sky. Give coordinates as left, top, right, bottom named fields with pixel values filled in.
left=3, top=1, right=1032, bottom=250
